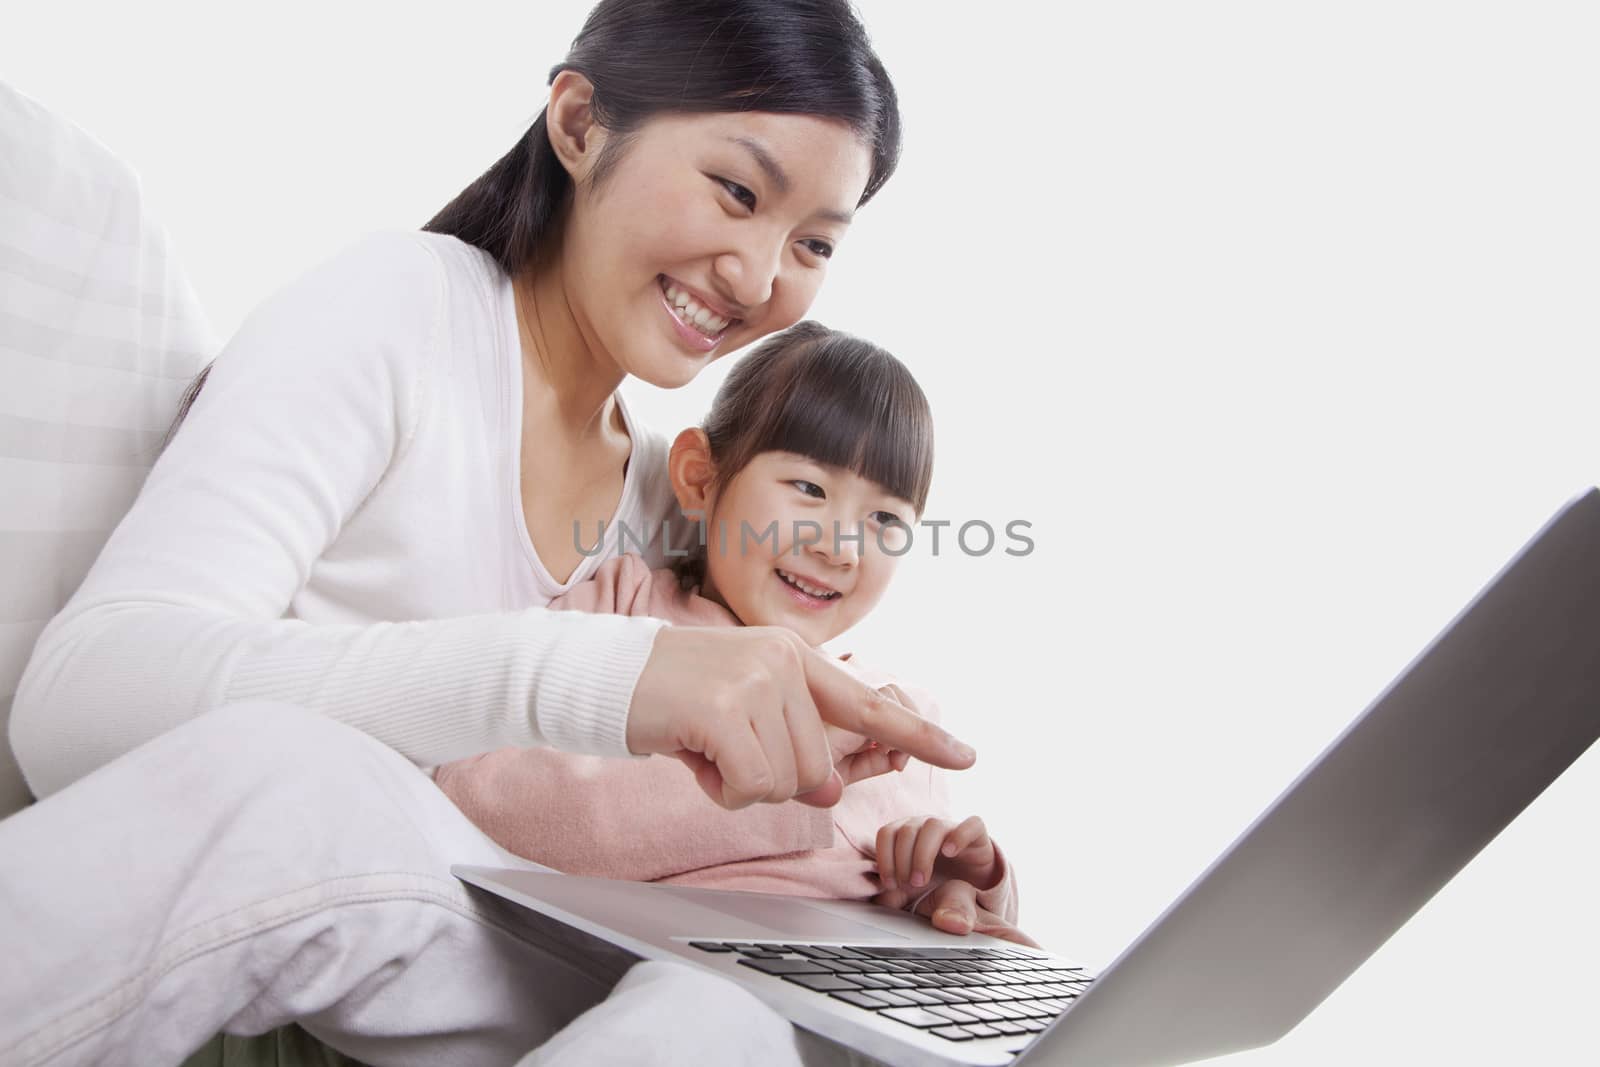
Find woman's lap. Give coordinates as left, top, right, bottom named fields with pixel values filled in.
left=0, top=701, right=809, bottom=1066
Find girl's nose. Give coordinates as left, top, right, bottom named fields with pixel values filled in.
left=809, top=521, right=861, bottom=568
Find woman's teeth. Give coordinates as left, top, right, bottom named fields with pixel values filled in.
left=777, top=569, right=839, bottom=600
left=661, top=279, right=732, bottom=336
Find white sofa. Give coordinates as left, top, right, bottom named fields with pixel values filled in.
left=1, top=81, right=382, bottom=1066
left=0, top=80, right=215, bottom=817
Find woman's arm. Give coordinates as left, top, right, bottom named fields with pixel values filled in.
left=10, top=232, right=664, bottom=797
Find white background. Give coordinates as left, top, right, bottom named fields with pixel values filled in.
left=6, top=1, right=1598, bottom=1062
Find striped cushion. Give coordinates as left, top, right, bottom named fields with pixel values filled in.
left=0, top=82, right=215, bottom=816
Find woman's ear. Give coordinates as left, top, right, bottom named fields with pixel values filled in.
left=669, top=428, right=716, bottom=516
left=545, top=70, right=608, bottom=181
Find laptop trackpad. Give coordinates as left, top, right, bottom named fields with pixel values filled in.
left=661, top=883, right=909, bottom=941
left=465, top=868, right=906, bottom=942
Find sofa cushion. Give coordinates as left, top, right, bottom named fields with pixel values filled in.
left=0, top=81, right=215, bottom=817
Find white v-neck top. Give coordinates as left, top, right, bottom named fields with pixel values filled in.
left=12, top=231, right=686, bottom=798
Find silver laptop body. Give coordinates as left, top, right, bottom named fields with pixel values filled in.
left=457, top=487, right=1600, bottom=1066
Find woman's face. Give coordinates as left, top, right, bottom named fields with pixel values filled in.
left=561, top=111, right=874, bottom=389
left=698, top=451, right=916, bottom=647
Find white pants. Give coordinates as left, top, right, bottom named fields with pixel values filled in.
left=0, top=702, right=860, bottom=1067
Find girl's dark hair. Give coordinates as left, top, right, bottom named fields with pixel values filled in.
left=677, top=320, right=933, bottom=586
left=162, top=0, right=901, bottom=449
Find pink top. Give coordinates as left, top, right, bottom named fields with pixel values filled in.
left=432, top=554, right=1017, bottom=922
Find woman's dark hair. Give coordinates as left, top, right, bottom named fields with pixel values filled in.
left=424, top=0, right=901, bottom=276
left=676, top=320, right=933, bottom=586
left=162, top=0, right=901, bottom=451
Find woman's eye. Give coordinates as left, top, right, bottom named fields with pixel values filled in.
left=800, top=239, right=835, bottom=260
left=790, top=480, right=825, bottom=499
left=716, top=177, right=757, bottom=211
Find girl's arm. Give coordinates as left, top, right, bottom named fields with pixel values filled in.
left=10, top=232, right=664, bottom=798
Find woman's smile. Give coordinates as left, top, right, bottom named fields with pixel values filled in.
left=657, top=274, right=738, bottom=353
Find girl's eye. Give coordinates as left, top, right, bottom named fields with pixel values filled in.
left=799, top=239, right=835, bottom=260
left=716, top=177, right=757, bottom=211
left=790, top=480, right=825, bottom=499
left=869, top=510, right=902, bottom=526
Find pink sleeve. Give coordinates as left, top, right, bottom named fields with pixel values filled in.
left=432, top=554, right=772, bottom=881
left=968, top=840, right=1020, bottom=926
left=432, top=745, right=831, bottom=881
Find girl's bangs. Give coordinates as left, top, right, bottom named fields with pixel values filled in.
left=749, top=340, right=933, bottom=512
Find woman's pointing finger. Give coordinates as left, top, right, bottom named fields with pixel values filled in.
left=799, top=645, right=976, bottom=771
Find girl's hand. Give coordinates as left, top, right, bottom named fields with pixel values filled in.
left=875, top=879, right=1040, bottom=949
left=875, top=815, right=998, bottom=894
left=626, top=626, right=975, bottom=810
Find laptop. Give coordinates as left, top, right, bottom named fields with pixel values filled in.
left=455, top=487, right=1600, bottom=1067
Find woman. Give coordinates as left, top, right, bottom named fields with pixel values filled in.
left=1, top=2, right=979, bottom=1064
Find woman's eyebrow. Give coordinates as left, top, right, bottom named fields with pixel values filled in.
left=727, top=136, right=856, bottom=226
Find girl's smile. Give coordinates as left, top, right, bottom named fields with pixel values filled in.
left=774, top=566, right=844, bottom=608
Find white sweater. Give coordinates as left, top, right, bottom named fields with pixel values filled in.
left=12, top=231, right=685, bottom=798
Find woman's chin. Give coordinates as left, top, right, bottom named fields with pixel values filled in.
left=628, top=346, right=716, bottom=390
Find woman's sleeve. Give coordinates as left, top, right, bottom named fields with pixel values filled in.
left=10, top=232, right=663, bottom=798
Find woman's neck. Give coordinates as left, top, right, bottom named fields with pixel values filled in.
left=513, top=254, right=625, bottom=440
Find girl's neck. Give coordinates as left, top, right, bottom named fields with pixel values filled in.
left=513, top=252, right=625, bottom=440
left=696, top=564, right=733, bottom=617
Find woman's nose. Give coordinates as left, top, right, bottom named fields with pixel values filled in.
left=713, top=240, right=782, bottom=310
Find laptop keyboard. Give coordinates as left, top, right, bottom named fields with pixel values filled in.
left=688, top=940, right=1091, bottom=1043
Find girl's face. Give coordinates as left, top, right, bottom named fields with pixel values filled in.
left=562, top=111, right=874, bottom=389
left=698, top=451, right=917, bottom=648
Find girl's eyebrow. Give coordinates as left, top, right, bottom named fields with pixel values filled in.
left=726, top=136, right=856, bottom=226
left=775, top=454, right=909, bottom=502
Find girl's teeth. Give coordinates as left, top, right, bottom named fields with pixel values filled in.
left=779, top=570, right=836, bottom=599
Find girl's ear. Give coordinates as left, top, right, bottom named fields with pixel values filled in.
left=669, top=428, right=716, bottom=515
left=545, top=70, right=608, bottom=182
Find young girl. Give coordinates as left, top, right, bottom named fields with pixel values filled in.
left=434, top=322, right=1024, bottom=938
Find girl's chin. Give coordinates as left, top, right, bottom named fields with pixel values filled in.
left=767, top=606, right=846, bottom=646
left=735, top=603, right=831, bottom=643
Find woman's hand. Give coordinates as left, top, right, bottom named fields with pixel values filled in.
left=875, top=814, right=998, bottom=894
left=815, top=681, right=920, bottom=796
left=626, top=625, right=974, bottom=810
left=875, top=879, right=1040, bottom=949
